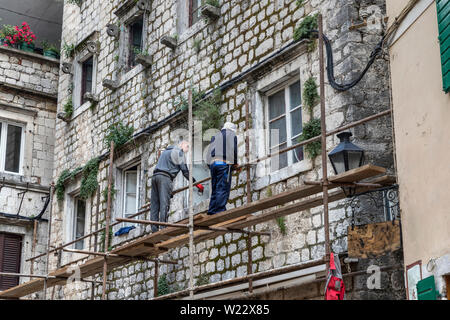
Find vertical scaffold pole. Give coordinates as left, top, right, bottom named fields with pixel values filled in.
left=153, top=259, right=159, bottom=297
left=245, top=98, right=253, bottom=293
left=43, top=182, right=54, bottom=300
left=188, top=89, right=195, bottom=298
left=30, top=219, right=38, bottom=275
left=318, top=14, right=331, bottom=269
left=102, top=141, right=114, bottom=300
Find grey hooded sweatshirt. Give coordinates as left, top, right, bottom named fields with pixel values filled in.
left=153, top=145, right=195, bottom=182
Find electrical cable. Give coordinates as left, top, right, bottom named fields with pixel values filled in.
left=311, top=30, right=385, bottom=92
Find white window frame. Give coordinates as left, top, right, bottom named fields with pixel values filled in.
left=117, top=163, right=141, bottom=228
left=72, top=197, right=87, bottom=250
left=122, top=166, right=140, bottom=219
left=264, top=78, right=304, bottom=172
left=0, top=119, right=25, bottom=175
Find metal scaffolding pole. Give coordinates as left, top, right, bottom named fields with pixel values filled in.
left=318, top=14, right=331, bottom=272
left=43, top=182, right=54, bottom=300
left=188, top=88, right=195, bottom=298
left=102, top=140, right=114, bottom=300
left=245, top=98, right=254, bottom=293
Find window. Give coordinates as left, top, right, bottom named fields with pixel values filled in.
left=0, top=120, right=24, bottom=174
left=181, top=162, right=210, bottom=209
left=128, top=16, right=144, bottom=69
left=122, top=165, right=140, bottom=220
left=73, top=198, right=86, bottom=250
left=80, top=56, right=93, bottom=105
left=0, top=233, right=22, bottom=290
left=266, top=80, right=303, bottom=171
left=190, top=0, right=202, bottom=27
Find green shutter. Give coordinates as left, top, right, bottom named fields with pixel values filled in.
left=416, top=275, right=439, bottom=300
left=437, top=0, right=450, bottom=93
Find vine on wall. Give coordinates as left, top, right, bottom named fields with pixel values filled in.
left=55, top=157, right=99, bottom=201
left=299, top=77, right=321, bottom=160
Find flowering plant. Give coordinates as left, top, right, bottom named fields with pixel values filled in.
left=2, top=22, right=36, bottom=47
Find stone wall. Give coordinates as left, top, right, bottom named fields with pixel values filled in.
left=51, top=0, right=403, bottom=300
left=0, top=46, right=58, bottom=295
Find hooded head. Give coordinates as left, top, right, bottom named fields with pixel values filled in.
left=222, top=122, right=237, bottom=132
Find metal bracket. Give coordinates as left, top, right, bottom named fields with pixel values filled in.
left=16, top=182, right=29, bottom=216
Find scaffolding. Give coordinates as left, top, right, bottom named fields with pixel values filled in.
left=0, top=14, right=398, bottom=300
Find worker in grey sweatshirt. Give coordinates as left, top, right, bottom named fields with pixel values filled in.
left=150, top=141, right=204, bottom=232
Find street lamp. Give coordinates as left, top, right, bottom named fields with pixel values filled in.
left=328, top=132, right=365, bottom=197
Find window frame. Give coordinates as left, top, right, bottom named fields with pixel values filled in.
left=126, top=14, right=144, bottom=71
left=122, top=165, right=140, bottom=220
left=189, top=0, right=203, bottom=27
left=72, top=197, right=87, bottom=250
left=264, top=78, right=304, bottom=172
left=80, top=56, right=94, bottom=105
left=0, top=119, right=25, bottom=175
left=73, top=51, right=97, bottom=112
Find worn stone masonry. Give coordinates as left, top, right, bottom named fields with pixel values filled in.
left=50, top=0, right=404, bottom=300
left=0, top=46, right=58, bottom=297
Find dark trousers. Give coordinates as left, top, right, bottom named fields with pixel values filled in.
left=208, top=164, right=231, bottom=215
left=150, top=174, right=173, bottom=232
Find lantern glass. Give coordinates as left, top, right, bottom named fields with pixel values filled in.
left=347, top=150, right=364, bottom=171
left=329, top=152, right=345, bottom=175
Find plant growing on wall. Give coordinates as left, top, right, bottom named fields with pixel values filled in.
left=104, top=122, right=135, bottom=150
left=193, top=38, right=201, bottom=53
left=276, top=217, right=287, bottom=235
left=177, top=88, right=223, bottom=133
left=157, top=274, right=171, bottom=296
left=293, top=14, right=318, bottom=42
left=99, top=224, right=113, bottom=252
left=195, top=274, right=210, bottom=286
left=79, top=157, right=100, bottom=200
left=296, top=0, right=304, bottom=7
left=303, top=77, right=319, bottom=116
left=205, top=0, right=220, bottom=8
left=63, top=96, right=73, bottom=118
left=56, top=169, right=72, bottom=201
left=102, top=181, right=117, bottom=203
left=298, top=117, right=321, bottom=159
left=55, top=158, right=99, bottom=201
left=67, top=0, right=82, bottom=6
left=62, top=42, right=76, bottom=59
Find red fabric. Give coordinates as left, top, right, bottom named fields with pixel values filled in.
left=329, top=253, right=336, bottom=270
left=325, top=253, right=345, bottom=300
left=325, top=276, right=345, bottom=300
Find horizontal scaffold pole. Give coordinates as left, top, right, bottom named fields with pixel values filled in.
left=116, top=218, right=271, bottom=237
left=62, top=248, right=178, bottom=265
left=26, top=205, right=151, bottom=262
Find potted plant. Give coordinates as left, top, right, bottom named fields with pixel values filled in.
left=0, top=24, right=18, bottom=48
left=42, top=40, right=60, bottom=59
left=15, top=22, right=36, bottom=52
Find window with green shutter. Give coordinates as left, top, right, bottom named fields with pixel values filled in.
left=437, top=0, right=450, bottom=93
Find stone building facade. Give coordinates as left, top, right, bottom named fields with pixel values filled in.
left=50, top=0, right=404, bottom=300
left=0, top=46, right=58, bottom=295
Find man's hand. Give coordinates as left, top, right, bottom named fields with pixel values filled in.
left=196, top=184, right=204, bottom=193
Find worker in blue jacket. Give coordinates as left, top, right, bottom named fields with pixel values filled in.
left=206, top=122, right=239, bottom=215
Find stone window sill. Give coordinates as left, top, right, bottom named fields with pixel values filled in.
left=72, top=101, right=92, bottom=120
left=117, top=64, right=145, bottom=89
